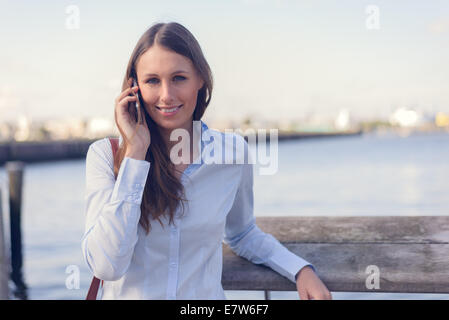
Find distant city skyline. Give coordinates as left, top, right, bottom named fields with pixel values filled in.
left=1, top=0, right=448, bottom=123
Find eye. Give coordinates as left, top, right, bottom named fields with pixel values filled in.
left=146, top=76, right=185, bottom=84
left=147, top=78, right=159, bottom=84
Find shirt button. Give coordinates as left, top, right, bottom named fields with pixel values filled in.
left=170, top=262, right=176, bottom=268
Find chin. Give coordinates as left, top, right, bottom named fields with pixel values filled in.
left=153, top=116, right=194, bottom=131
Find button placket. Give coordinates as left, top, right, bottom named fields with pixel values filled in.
left=166, top=219, right=180, bottom=299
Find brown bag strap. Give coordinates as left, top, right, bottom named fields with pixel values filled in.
left=109, top=137, right=119, bottom=159
left=86, top=277, right=101, bottom=300
left=85, top=137, right=119, bottom=300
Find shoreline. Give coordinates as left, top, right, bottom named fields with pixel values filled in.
left=1, top=128, right=447, bottom=165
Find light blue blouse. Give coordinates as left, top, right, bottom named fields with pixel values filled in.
left=81, top=120, right=313, bottom=299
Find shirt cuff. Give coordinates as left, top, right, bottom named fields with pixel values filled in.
left=110, top=157, right=150, bottom=205
left=268, top=245, right=315, bottom=284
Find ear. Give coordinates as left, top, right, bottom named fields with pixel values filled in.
left=198, top=78, right=205, bottom=91
left=194, top=68, right=205, bottom=90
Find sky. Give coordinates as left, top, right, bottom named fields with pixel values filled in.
left=0, top=0, right=448, bottom=124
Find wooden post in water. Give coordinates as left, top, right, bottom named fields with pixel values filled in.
left=6, top=162, right=27, bottom=300
left=0, top=188, right=10, bottom=299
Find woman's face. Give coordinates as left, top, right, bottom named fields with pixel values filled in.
left=135, top=44, right=204, bottom=133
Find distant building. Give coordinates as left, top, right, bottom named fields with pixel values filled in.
left=389, top=108, right=420, bottom=127
left=435, top=112, right=449, bottom=127
left=14, top=115, right=31, bottom=141
left=86, top=117, right=115, bottom=139
left=334, top=109, right=351, bottom=131
left=41, top=117, right=88, bottom=140
left=0, top=122, right=13, bottom=141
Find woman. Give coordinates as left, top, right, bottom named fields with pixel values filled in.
left=82, top=22, right=331, bottom=300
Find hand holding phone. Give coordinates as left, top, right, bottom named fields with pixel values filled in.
left=114, top=77, right=151, bottom=159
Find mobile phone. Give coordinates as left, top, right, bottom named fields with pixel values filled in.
left=132, top=78, right=143, bottom=124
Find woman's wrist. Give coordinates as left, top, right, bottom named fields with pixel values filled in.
left=296, top=265, right=313, bottom=282
left=125, top=149, right=146, bottom=160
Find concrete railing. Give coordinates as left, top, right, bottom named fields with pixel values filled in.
left=222, top=216, right=449, bottom=298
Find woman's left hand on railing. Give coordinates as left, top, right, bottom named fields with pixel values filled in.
left=296, top=266, right=332, bottom=300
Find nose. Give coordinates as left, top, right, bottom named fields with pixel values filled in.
left=159, top=80, right=174, bottom=105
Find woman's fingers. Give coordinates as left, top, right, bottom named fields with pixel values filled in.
left=116, top=83, right=138, bottom=101
left=117, top=95, right=137, bottom=111
left=116, top=86, right=139, bottom=104
left=298, top=286, right=309, bottom=300
left=116, top=96, right=137, bottom=129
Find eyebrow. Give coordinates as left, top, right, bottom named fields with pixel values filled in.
left=143, top=70, right=189, bottom=77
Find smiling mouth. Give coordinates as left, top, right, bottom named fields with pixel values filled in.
left=155, top=105, right=183, bottom=113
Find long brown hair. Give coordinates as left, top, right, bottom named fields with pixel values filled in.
left=113, top=22, right=213, bottom=234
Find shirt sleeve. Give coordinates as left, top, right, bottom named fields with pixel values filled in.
left=223, top=160, right=315, bottom=284
left=81, top=139, right=150, bottom=281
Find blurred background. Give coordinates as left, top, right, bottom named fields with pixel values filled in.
left=0, top=0, right=448, bottom=299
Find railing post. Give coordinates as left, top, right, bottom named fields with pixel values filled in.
left=0, top=187, right=10, bottom=299
left=264, top=290, right=271, bottom=300
left=6, top=161, right=27, bottom=300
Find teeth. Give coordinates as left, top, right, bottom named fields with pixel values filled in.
left=159, top=106, right=181, bottom=113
